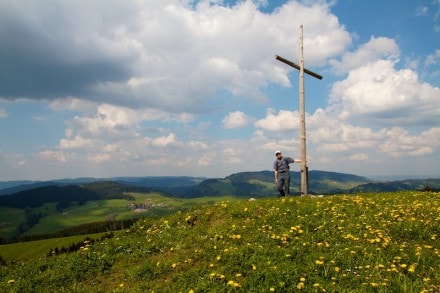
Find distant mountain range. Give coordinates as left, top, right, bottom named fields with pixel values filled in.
left=1, top=171, right=439, bottom=197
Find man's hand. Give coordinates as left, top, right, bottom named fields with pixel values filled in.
left=294, top=159, right=301, bottom=163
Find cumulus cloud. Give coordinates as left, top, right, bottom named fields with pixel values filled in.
left=254, top=108, right=299, bottom=131
left=37, top=150, right=70, bottom=164
left=0, top=0, right=350, bottom=113
left=330, top=36, right=399, bottom=74
left=222, top=111, right=251, bottom=128
left=328, top=36, right=440, bottom=127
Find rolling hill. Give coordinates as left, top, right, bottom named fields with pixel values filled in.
left=0, top=191, right=438, bottom=292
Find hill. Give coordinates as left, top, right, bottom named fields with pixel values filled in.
left=185, top=170, right=372, bottom=197
left=0, top=176, right=204, bottom=196
left=0, top=191, right=439, bottom=292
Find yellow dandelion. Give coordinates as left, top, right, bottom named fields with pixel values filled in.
left=335, top=266, right=340, bottom=272
left=236, top=273, right=242, bottom=277
left=188, top=290, right=195, bottom=293
left=172, top=263, right=177, bottom=268
left=313, top=283, right=320, bottom=288
left=270, top=287, right=276, bottom=292
left=296, top=282, right=304, bottom=289
left=227, top=280, right=234, bottom=286
left=315, top=260, right=325, bottom=265
left=119, top=283, right=124, bottom=288
left=408, top=263, right=416, bottom=273
left=300, top=277, right=306, bottom=282
left=7, top=280, right=15, bottom=284
left=252, top=264, right=257, bottom=270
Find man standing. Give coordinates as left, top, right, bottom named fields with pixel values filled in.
left=273, top=151, right=300, bottom=197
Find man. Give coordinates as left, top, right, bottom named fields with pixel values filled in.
left=273, top=151, right=300, bottom=197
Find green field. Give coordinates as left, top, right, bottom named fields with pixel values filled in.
left=0, top=233, right=111, bottom=262
left=0, top=192, right=237, bottom=239
left=0, top=191, right=439, bottom=292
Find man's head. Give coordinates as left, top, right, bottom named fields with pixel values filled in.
left=275, top=150, right=282, bottom=159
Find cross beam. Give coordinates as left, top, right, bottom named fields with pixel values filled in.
left=274, top=55, right=322, bottom=80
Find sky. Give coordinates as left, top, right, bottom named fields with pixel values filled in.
left=0, top=0, right=439, bottom=181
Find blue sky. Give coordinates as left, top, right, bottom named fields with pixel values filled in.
left=0, top=0, right=439, bottom=181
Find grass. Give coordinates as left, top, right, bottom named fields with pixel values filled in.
left=0, top=232, right=112, bottom=262
left=0, top=192, right=236, bottom=239
left=0, top=191, right=439, bottom=292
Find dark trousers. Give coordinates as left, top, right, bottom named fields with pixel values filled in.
left=277, top=171, right=290, bottom=197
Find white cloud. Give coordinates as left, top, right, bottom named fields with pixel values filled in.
left=425, top=49, right=440, bottom=66
left=330, top=36, right=399, bottom=74
left=222, top=111, right=251, bottom=129
left=415, top=6, right=429, bottom=17
left=188, top=140, right=208, bottom=150
left=254, top=108, right=299, bottom=131
left=151, top=133, right=178, bottom=147
left=0, top=108, right=7, bottom=118
left=49, top=98, right=98, bottom=115
left=0, top=0, right=351, bottom=113
left=329, top=59, right=440, bottom=126
left=37, top=150, right=69, bottom=164
left=198, top=153, right=215, bottom=167
left=59, top=135, right=94, bottom=149
left=379, top=127, right=434, bottom=157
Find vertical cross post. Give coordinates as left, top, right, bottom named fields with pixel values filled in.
left=274, top=25, right=323, bottom=196
left=298, top=25, right=307, bottom=196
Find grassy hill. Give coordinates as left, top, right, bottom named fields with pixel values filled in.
left=187, top=170, right=372, bottom=197
left=0, top=183, right=235, bottom=240
left=0, top=191, right=438, bottom=292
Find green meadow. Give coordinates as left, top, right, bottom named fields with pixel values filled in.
left=0, top=192, right=236, bottom=239
left=0, top=233, right=111, bottom=262
left=0, top=191, right=439, bottom=292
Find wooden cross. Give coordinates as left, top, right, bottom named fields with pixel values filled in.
left=275, top=25, right=323, bottom=196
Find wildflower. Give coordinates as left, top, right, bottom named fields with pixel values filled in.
left=408, top=263, right=416, bottom=273
left=270, top=287, right=276, bottom=292
left=227, top=280, right=241, bottom=288
left=313, top=283, right=320, bottom=288
left=252, top=264, right=257, bottom=270
left=172, top=263, right=177, bottom=268
left=119, top=283, right=124, bottom=288
left=315, top=260, right=325, bottom=265
left=300, top=277, right=306, bottom=282
left=7, top=280, right=15, bottom=284
left=236, top=273, right=242, bottom=277
left=335, top=266, right=340, bottom=272
left=296, top=282, right=304, bottom=289
left=188, top=290, right=195, bottom=293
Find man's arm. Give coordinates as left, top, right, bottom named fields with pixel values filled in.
left=274, top=170, right=278, bottom=183
left=294, top=159, right=301, bottom=163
